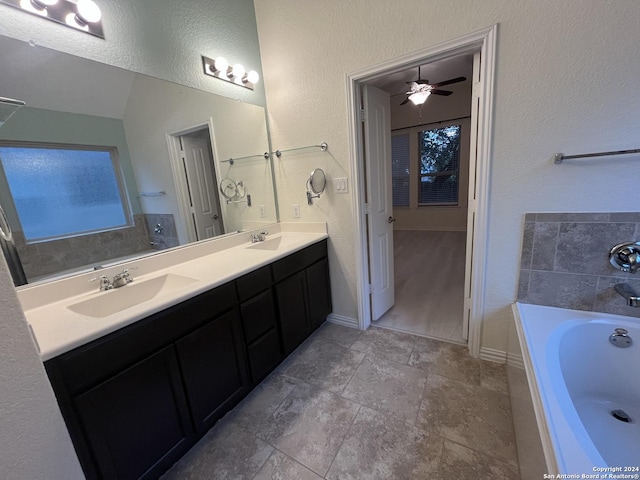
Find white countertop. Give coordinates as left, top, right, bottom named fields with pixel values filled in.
left=18, top=224, right=328, bottom=361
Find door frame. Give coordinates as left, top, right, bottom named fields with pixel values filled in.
left=346, top=25, right=497, bottom=357
left=165, top=119, right=223, bottom=244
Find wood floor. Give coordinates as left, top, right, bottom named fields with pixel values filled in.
left=374, top=230, right=467, bottom=344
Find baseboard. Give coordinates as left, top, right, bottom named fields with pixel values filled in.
left=479, top=347, right=507, bottom=364
left=327, top=313, right=359, bottom=329
left=506, top=352, right=525, bottom=370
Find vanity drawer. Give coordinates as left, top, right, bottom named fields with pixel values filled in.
left=49, top=282, right=237, bottom=395
left=235, top=265, right=272, bottom=302
left=239, top=289, right=277, bottom=344
left=272, top=240, right=327, bottom=282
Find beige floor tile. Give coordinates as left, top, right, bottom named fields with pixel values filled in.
left=253, top=450, right=323, bottom=480
left=480, top=359, right=510, bottom=395
left=258, top=382, right=361, bottom=476
left=342, top=355, right=428, bottom=425
left=161, top=417, right=273, bottom=480
left=221, top=373, right=298, bottom=434
left=280, top=337, right=365, bottom=393
left=311, top=321, right=363, bottom=348
left=326, top=406, right=443, bottom=480
left=408, top=336, right=482, bottom=385
left=417, top=373, right=518, bottom=466
left=350, top=326, right=418, bottom=364
left=439, top=440, right=520, bottom=479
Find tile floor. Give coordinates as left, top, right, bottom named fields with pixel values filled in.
left=162, top=323, right=520, bottom=480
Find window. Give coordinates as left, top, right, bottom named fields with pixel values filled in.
left=0, top=143, right=131, bottom=242
left=391, top=133, right=410, bottom=206
left=418, top=125, right=461, bottom=205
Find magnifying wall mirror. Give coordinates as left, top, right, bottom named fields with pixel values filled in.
left=306, top=168, right=326, bottom=205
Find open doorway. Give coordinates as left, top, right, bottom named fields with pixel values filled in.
left=166, top=123, right=225, bottom=244
left=346, top=26, right=497, bottom=357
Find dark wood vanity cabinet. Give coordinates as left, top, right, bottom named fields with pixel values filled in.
left=274, top=241, right=332, bottom=354
left=44, top=239, right=331, bottom=480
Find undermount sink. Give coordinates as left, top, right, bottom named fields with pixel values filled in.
left=67, top=273, right=198, bottom=318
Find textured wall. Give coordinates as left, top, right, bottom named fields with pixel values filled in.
left=0, top=0, right=265, bottom=106
left=518, top=212, right=640, bottom=317
left=254, top=0, right=640, bottom=352
left=0, top=255, right=84, bottom=478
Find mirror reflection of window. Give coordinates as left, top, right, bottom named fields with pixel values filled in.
left=0, top=143, right=131, bottom=242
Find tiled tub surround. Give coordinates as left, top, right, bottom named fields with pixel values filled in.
left=161, top=323, right=520, bottom=479
left=518, top=212, right=640, bottom=316
left=15, top=214, right=154, bottom=280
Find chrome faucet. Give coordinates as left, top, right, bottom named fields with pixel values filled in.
left=614, top=283, right=640, bottom=307
left=89, top=268, right=136, bottom=291
left=249, top=231, right=269, bottom=243
left=112, top=268, right=135, bottom=288
left=90, top=275, right=113, bottom=291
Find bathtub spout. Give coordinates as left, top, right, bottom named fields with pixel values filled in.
left=614, top=283, right=640, bottom=307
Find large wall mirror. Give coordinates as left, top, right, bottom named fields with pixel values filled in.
left=0, top=35, right=278, bottom=286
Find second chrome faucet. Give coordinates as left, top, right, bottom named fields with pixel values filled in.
left=91, top=268, right=136, bottom=291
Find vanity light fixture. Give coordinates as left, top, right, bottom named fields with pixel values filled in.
left=0, top=0, right=104, bottom=38
left=202, top=55, right=260, bottom=90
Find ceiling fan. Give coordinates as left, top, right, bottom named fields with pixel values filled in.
left=400, top=66, right=466, bottom=106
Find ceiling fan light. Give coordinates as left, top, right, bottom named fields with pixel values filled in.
left=409, top=91, right=430, bottom=105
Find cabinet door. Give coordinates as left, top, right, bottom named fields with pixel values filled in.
left=74, top=346, right=192, bottom=480
left=275, top=270, right=310, bottom=354
left=240, top=289, right=278, bottom=344
left=175, top=309, right=248, bottom=434
left=306, top=258, right=332, bottom=331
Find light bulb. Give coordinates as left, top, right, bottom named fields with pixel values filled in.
left=409, top=91, right=430, bottom=105
left=31, top=0, right=58, bottom=7
left=213, top=57, right=228, bottom=73
left=245, top=70, right=260, bottom=84
left=76, top=0, right=102, bottom=24
left=231, top=63, right=245, bottom=79
left=20, top=0, right=47, bottom=15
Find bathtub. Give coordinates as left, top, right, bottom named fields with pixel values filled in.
left=513, top=303, right=640, bottom=475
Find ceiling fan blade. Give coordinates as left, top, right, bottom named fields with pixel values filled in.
left=400, top=97, right=410, bottom=105
left=430, top=89, right=453, bottom=96
left=430, top=76, right=466, bottom=88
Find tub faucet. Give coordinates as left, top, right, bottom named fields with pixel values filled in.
left=614, top=283, right=640, bottom=307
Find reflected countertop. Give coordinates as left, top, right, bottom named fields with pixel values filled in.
left=19, top=223, right=328, bottom=361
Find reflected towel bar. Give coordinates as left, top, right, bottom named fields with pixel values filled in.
left=222, top=152, right=270, bottom=165
left=139, top=191, right=166, bottom=197
left=553, top=148, right=640, bottom=164
left=274, top=142, right=328, bottom=158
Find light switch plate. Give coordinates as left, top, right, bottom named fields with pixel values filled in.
left=292, top=204, right=300, bottom=218
left=259, top=205, right=266, bottom=218
left=334, top=177, right=348, bottom=193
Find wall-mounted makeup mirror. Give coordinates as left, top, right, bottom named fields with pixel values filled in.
left=0, top=34, right=278, bottom=285
left=306, top=168, right=326, bottom=205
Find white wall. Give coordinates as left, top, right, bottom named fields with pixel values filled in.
left=0, top=1, right=265, bottom=476
left=254, top=0, right=640, bottom=353
left=0, top=0, right=266, bottom=107
left=0, top=254, right=84, bottom=478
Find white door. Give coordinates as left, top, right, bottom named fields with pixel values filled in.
left=181, top=134, right=223, bottom=240
left=462, top=51, right=482, bottom=341
left=363, top=84, right=395, bottom=321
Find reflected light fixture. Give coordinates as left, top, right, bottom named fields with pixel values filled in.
left=0, top=0, right=104, bottom=38
left=202, top=55, right=260, bottom=90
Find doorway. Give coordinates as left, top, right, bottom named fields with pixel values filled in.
left=346, top=26, right=497, bottom=357
left=166, top=123, right=225, bottom=244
